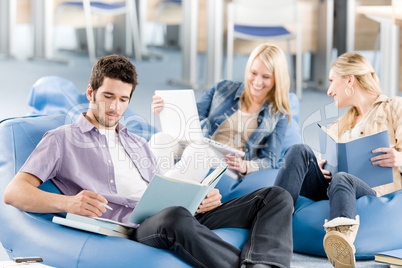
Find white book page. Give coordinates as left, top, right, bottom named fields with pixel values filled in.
left=155, top=90, right=204, bottom=143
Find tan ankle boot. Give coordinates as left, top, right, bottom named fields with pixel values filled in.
left=323, top=216, right=360, bottom=268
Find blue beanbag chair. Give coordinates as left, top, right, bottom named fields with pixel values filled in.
left=0, top=114, right=249, bottom=268
left=28, top=76, right=88, bottom=116
left=293, top=191, right=402, bottom=259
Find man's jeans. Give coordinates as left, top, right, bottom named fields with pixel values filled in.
left=132, top=187, right=293, bottom=268
left=274, top=144, right=376, bottom=220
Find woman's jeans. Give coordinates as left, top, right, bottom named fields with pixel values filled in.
left=274, top=144, right=376, bottom=220
left=132, top=187, right=293, bottom=268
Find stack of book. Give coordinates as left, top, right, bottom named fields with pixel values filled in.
left=375, top=249, right=402, bottom=267
left=52, top=213, right=134, bottom=238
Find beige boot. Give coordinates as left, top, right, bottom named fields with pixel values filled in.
left=323, top=215, right=360, bottom=268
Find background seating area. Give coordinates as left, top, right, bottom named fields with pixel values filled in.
left=1, top=76, right=401, bottom=267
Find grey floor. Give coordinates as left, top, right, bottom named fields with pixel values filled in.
left=0, top=42, right=397, bottom=267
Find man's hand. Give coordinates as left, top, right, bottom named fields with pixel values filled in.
left=197, top=189, right=222, bottom=213
left=319, top=159, right=332, bottom=181
left=371, top=147, right=402, bottom=168
left=66, top=190, right=108, bottom=217
left=4, top=173, right=109, bottom=216
left=224, top=154, right=247, bottom=174
left=151, top=95, right=164, bottom=115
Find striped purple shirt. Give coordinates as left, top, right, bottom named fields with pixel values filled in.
left=20, top=113, right=160, bottom=225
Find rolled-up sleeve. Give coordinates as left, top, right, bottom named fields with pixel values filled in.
left=20, top=131, right=61, bottom=183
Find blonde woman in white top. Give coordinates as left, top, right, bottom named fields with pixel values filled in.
left=274, top=52, right=402, bottom=268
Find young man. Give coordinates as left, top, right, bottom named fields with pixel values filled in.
left=4, top=55, right=293, bottom=268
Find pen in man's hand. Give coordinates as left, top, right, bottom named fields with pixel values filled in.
left=101, top=202, right=113, bottom=210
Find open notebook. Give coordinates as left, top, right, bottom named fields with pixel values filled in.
left=155, top=90, right=245, bottom=157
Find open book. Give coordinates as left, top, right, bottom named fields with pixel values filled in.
left=52, top=213, right=134, bottom=238
left=318, top=124, right=393, bottom=187
left=129, top=165, right=228, bottom=224
left=155, top=90, right=245, bottom=157
left=375, top=249, right=402, bottom=266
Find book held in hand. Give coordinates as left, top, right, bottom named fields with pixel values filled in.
left=318, top=124, right=393, bottom=188
left=129, top=165, right=228, bottom=224
left=374, top=248, right=402, bottom=266
left=52, top=213, right=134, bottom=238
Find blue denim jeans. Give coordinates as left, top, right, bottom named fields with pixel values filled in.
left=274, top=144, right=376, bottom=220
left=132, top=187, right=293, bottom=268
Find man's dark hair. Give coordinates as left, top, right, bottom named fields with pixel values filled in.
left=89, top=54, right=138, bottom=99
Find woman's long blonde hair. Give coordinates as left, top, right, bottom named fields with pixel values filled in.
left=331, top=52, right=381, bottom=136
left=240, top=43, right=291, bottom=122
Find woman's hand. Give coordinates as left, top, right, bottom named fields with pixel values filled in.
left=371, top=147, right=402, bottom=168
left=151, top=95, right=164, bottom=115
left=224, top=154, right=247, bottom=174
left=197, top=189, right=222, bottom=213
left=318, top=159, right=332, bottom=181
